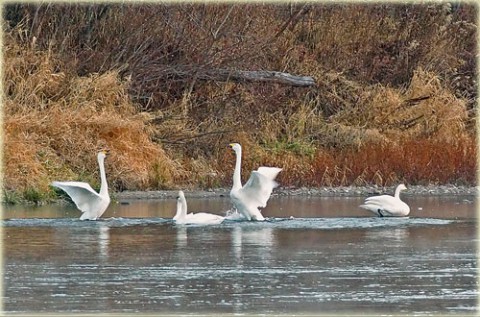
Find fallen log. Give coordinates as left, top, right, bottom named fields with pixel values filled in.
left=200, top=69, right=316, bottom=87
left=142, top=67, right=316, bottom=87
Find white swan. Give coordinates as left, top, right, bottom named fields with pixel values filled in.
left=173, top=194, right=192, bottom=221
left=359, top=184, right=410, bottom=217
left=174, top=191, right=224, bottom=225
left=51, top=151, right=111, bottom=220
left=229, top=143, right=282, bottom=221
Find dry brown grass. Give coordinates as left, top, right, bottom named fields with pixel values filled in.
left=268, top=136, right=477, bottom=188
left=2, top=4, right=477, bottom=202
left=331, top=68, right=469, bottom=144
left=4, top=37, right=182, bottom=198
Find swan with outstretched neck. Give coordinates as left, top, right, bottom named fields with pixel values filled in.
left=174, top=191, right=224, bottom=225
left=51, top=151, right=111, bottom=220
left=173, top=196, right=192, bottom=221
left=359, top=184, right=410, bottom=217
left=228, top=143, right=282, bottom=221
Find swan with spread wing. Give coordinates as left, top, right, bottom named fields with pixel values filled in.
left=51, top=151, right=110, bottom=220
left=228, top=143, right=282, bottom=221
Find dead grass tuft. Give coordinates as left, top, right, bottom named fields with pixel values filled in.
left=332, top=68, right=469, bottom=143
left=4, top=38, right=182, bottom=195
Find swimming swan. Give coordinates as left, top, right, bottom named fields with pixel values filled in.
left=229, top=143, right=282, bottom=221
left=173, top=193, right=192, bottom=221
left=174, top=191, right=224, bottom=225
left=51, top=151, right=111, bottom=220
left=359, top=184, right=410, bottom=217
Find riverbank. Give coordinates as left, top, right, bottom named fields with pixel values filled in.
left=4, top=5, right=476, bottom=203
left=114, top=185, right=478, bottom=200
left=4, top=185, right=476, bottom=206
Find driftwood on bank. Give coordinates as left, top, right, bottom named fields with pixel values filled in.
left=148, top=67, right=316, bottom=87
left=200, top=69, right=316, bottom=87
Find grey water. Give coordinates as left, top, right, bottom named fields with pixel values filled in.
left=2, top=195, right=478, bottom=314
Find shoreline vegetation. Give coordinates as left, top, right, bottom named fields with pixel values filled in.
left=15, top=185, right=480, bottom=207
left=3, top=4, right=477, bottom=204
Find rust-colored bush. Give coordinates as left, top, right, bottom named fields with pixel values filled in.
left=307, top=136, right=477, bottom=187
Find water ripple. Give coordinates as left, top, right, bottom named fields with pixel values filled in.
left=1, top=216, right=455, bottom=229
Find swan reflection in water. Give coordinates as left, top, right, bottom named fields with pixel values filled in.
left=62, top=225, right=110, bottom=261
left=230, top=226, right=276, bottom=314
left=365, top=227, right=410, bottom=242
left=176, top=226, right=188, bottom=248
left=231, top=226, right=276, bottom=263
left=98, top=225, right=110, bottom=261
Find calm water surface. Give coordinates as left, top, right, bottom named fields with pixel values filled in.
left=2, top=195, right=478, bottom=314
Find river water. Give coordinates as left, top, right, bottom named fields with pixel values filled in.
left=2, top=195, right=478, bottom=314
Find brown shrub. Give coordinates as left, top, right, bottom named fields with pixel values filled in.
left=332, top=68, right=469, bottom=143
left=308, top=136, right=477, bottom=187
left=4, top=38, right=182, bottom=195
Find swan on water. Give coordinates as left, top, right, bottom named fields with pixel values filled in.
left=51, top=151, right=111, bottom=220
left=174, top=191, right=224, bottom=225
left=228, top=143, right=282, bottom=221
left=359, top=184, right=410, bottom=217
left=173, top=195, right=192, bottom=221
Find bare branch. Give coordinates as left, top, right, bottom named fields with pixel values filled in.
left=273, top=4, right=311, bottom=40
left=211, top=5, right=235, bottom=40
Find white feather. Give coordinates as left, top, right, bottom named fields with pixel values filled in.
left=228, top=143, right=282, bottom=221
left=51, top=152, right=110, bottom=220
left=174, top=191, right=224, bottom=225
left=359, top=184, right=410, bottom=217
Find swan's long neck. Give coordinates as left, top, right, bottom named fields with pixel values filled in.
left=178, top=196, right=187, bottom=218
left=182, top=197, right=187, bottom=216
left=98, top=155, right=108, bottom=197
left=394, top=185, right=403, bottom=199
left=175, top=200, right=185, bottom=219
left=232, top=148, right=242, bottom=190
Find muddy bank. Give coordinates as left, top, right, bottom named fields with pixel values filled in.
left=114, top=185, right=478, bottom=200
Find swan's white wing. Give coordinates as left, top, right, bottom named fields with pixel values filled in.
left=190, top=212, right=224, bottom=224
left=240, top=170, right=279, bottom=208
left=51, top=181, right=102, bottom=214
left=174, top=212, right=193, bottom=221
left=364, top=194, right=392, bottom=203
left=257, top=167, right=282, bottom=181
left=177, top=212, right=224, bottom=225
left=363, top=195, right=399, bottom=210
left=230, top=192, right=264, bottom=221
left=360, top=195, right=409, bottom=216
left=359, top=203, right=394, bottom=216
